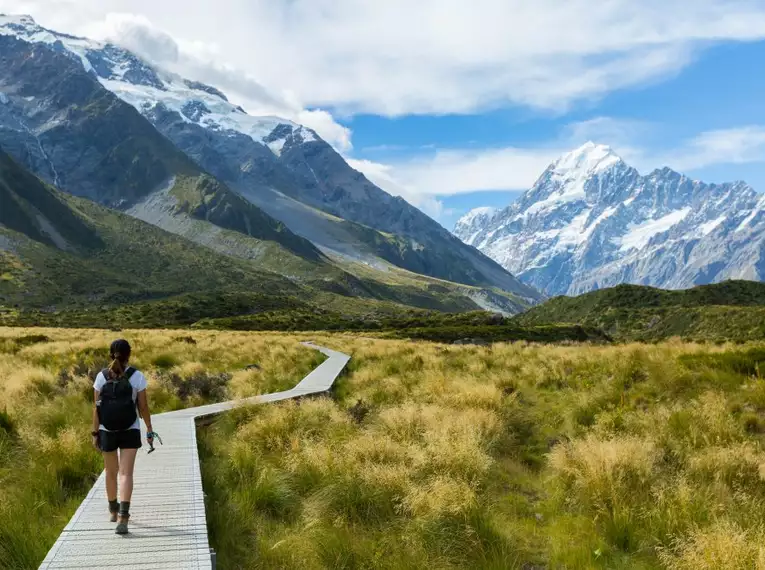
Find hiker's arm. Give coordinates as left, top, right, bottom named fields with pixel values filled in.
left=92, top=390, right=100, bottom=433
left=91, top=390, right=100, bottom=449
left=137, top=390, right=153, bottom=434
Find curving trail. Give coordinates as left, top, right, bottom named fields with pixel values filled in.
left=39, top=342, right=350, bottom=569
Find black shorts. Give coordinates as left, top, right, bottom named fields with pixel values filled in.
left=98, top=429, right=142, bottom=452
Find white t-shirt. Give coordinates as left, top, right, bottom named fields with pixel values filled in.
left=93, top=369, right=148, bottom=431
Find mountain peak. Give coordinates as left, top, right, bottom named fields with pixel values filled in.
left=0, top=14, right=44, bottom=36
left=552, top=142, right=623, bottom=177
left=0, top=14, right=36, bottom=25
left=458, top=206, right=497, bottom=225
left=455, top=140, right=764, bottom=297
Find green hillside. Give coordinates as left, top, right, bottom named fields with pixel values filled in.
left=0, top=149, right=535, bottom=327
left=0, top=177, right=300, bottom=309
left=515, top=281, right=765, bottom=342
left=0, top=150, right=100, bottom=249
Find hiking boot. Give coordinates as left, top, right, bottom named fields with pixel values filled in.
left=115, top=515, right=129, bottom=534
left=109, top=510, right=118, bottom=523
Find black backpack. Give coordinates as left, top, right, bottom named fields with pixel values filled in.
left=97, top=367, right=138, bottom=431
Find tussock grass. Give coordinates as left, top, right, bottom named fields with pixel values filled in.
left=4, top=326, right=765, bottom=569
left=201, top=336, right=765, bottom=569
left=0, top=327, right=321, bottom=569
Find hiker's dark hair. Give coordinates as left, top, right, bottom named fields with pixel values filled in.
left=109, top=339, right=131, bottom=378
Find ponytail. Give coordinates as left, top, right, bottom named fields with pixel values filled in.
left=108, top=339, right=132, bottom=379
left=109, top=356, right=125, bottom=378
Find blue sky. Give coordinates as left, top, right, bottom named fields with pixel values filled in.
left=6, top=0, right=765, bottom=230
left=346, top=38, right=765, bottom=229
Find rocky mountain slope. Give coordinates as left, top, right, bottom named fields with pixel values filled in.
left=0, top=14, right=538, bottom=301
left=0, top=32, right=323, bottom=265
left=455, top=142, right=765, bottom=296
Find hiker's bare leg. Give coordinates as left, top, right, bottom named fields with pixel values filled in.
left=103, top=451, right=119, bottom=501
left=118, top=448, right=138, bottom=502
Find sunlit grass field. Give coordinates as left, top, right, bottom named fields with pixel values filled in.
left=0, top=327, right=323, bottom=569
left=1, top=327, right=765, bottom=569
left=201, top=336, right=765, bottom=569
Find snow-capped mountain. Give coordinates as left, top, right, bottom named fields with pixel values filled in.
left=455, top=142, right=765, bottom=296
left=0, top=14, right=314, bottom=153
left=0, top=14, right=537, bottom=298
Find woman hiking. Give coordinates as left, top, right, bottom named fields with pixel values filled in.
left=91, top=339, right=156, bottom=534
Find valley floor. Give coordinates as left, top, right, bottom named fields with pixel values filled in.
left=1, top=328, right=764, bottom=569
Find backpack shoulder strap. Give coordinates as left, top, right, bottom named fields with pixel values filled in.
left=123, top=367, right=136, bottom=380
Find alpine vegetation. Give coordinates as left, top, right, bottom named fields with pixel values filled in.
left=199, top=334, right=765, bottom=569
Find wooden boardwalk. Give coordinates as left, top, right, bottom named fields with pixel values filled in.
left=39, top=342, right=350, bottom=569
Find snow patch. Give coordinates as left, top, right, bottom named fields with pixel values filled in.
left=618, top=208, right=691, bottom=251
left=736, top=196, right=765, bottom=232
left=454, top=207, right=499, bottom=244
left=523, top=144, right=622, bottom=217
left=0, top=15, right=306, bottom=151
left=457, top=207, right=497, bottom=226
left=264, top=126, right=315, bottom=156
left=556, top=210, right=592, bottom=246
left=547, top=143, right=621, bottom=204
left=698, top=216, right=726, bottom=237
left=524, top=190, right=583, bottom=216
left=580, top=206, right=617, bottom=242
left=267, top=138, right=287, bottom=157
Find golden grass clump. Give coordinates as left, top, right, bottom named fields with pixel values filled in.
left=659, top=520, right=765, bottom=570
left=549, top=434, right=657, bottom=503
left=401, top=476, right=478, bottom=519
left=0, top=326, right=324, bottom=569
left=687, top=442, right=765, bottom=486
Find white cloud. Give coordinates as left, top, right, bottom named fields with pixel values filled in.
left=350, top=123, right=765, bottom=205
left=564, top=120, right=765, bottom=173
left=2, top=0, right=765, bottom=118
left=295, top=109, right=352, bottom=153
left=386, top=148, right=563, bottom=195
left=666, top=126, right=765, bottom=172
left=561, top=117, right=651, bottom=162
left=349, top=146, right=561, bottom=218
left=346, top=158, right=449, bottom=218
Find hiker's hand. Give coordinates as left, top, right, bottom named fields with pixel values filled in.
left=92, top=435, right=100, bottom=450
left=146, top=432, right=154, bottom=444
